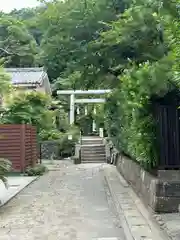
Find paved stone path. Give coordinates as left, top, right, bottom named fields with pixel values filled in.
left=0, top=162, right=126, bottom=240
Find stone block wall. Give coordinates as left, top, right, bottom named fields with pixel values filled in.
left=75, top=144, right=81, bottom=158
left=40, top=140, right=60, bottom=160
left=116, top=155, right=180, bottom=213
left=103, top=138, right=118, bottom=164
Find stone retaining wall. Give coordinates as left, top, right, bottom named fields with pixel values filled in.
left=116, top=155, right=180, bottom=213
left=40, top=140, right=60, bottom=160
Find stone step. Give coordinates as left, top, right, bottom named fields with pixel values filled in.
left=81, top=160, right=105, bottom=163
left=81, top=153, right=106, bottom=157
left=81, top=137, right=103, bottom=143
left=81, top=152, right=106, bottom=157
left=81, top=144, right=105, bottom=147
left=80, top=136, right=106, bottom=164
left=81, top=152, right=106, bottom=156
left=81, top=151, right=105, bottom=154
left=81, top=137, right=102, bottom=141
left=82, top=138, right=102, bottom=140
left=81, top=157, right=106, bottom=160
left=81, top=141, right=103, bottom=145
left=81, top=149, right=105, bottom=154
left=81, top=158, right=106, bottom=162
left=81, top=144, right=105, bottom=148
left=81, top=151, right=106, bottom=155
left=81, top=158, right=106, bottom=160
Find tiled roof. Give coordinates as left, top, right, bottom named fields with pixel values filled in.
left=5, top=67, right=45, bottom=85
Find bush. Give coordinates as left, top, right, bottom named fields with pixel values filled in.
left=105, top=57, right=173, bottom=170
left=59, top=136, right=75, bottom=157
left=0, top=158, right=12, bottom=186
left=39, top=129, right=62, bottom=141
left=25, top=164, right=47, bottom=176
left=1, top=91, right=58, bottom=140
left=58, top=125, right=80, bottom=157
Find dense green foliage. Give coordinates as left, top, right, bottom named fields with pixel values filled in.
left=58, top=125, right=80, bottom=157
left=0, top=65, right=11, bottom=96
left=2, top=91, right=59, bottom=140
left=104, top=1, right=179, bottom=169
left=0, top=66, right=12, bottom=182
left=0, top=158, right=12, bottom=185
left=25, top=164, right=47, bottom=176
left=0, top=15, right=39, bottom=67
left=1, top=0, right=179, bottom=169
left=10, top=7, right=43, bottom=44
left=2, top=91, right=80, bottom=157
left=39, top=0, right=130, bottom=82
left=105, top=57, right=173, bottom=168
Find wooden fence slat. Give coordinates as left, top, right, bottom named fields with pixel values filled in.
left=0, top=124, right=38, bottom=172
left=154, top=103, right=180, bottom=169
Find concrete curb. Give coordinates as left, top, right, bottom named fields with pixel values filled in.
left=0, top=176, right=39, bottom=208
left=128, top=184, right=171, bottom=240
left=153, top=214, right=174, bottom=240
left=103, top=166, right=169, bottom=240
left=103, top=172, right=134, bottom=240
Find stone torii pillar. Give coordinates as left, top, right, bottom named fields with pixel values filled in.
left=57, top=89, right=111, bottom=125
left=70, top=94, right=75, bottom=125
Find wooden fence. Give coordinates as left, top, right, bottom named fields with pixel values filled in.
left=154, top=101, right=180, bottom=169
left=0, top=124, right=38, bottom=172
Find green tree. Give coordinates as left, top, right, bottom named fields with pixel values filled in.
left=39, top=0, right=131, bottom=83
left=70, top=0, right=167, bottom=89
left=103, top=0, right=180, bottom=169
left=10, top=7, right=44, bottom=44
left=0, top=64, right=11, bottom=95
left=0, top=15, right=39, bottom=67
left=42, top=0, right=168, bottom=91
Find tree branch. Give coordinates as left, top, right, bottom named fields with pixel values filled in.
left=0, top=48, right=13, bottom=55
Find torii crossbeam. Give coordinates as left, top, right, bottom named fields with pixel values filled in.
left=57, top=89, right=111, bottom=124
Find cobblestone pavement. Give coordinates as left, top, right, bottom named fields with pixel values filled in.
left=0, top=161, right=126, bottom=240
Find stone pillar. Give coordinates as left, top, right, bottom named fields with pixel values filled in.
left=93, top=107, right=96, bottom=132
left=92, top=120, right=96, bottom=132
left=99, top=128, right=104, bottom=138
left=70, top=94, right=75, bottom=125
left=85, top=106, right=88, bottom=115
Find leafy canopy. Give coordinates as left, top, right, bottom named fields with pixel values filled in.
left=0, top=15, right=39, bottom=67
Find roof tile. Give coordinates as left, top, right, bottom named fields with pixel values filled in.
left=5, top=67, right=45, bottom=85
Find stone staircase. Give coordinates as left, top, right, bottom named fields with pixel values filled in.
left=80, top=137, right=106, bottom=163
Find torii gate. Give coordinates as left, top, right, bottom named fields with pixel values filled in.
left=57, top=90, right=111, bottom=127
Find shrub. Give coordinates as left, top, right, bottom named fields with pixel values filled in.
left=25, top=164, right=47, bottom=176
left=59, top=137, right=75, bottom=157
left=58, top=125, right=80, bottom=157
left=39, top=129, right=62, bottom=141
left=105, top=57, right=174, bottom=170
left=1, top=91, right=60, bottom=141
left=0, top=158, right=12, bottom=186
